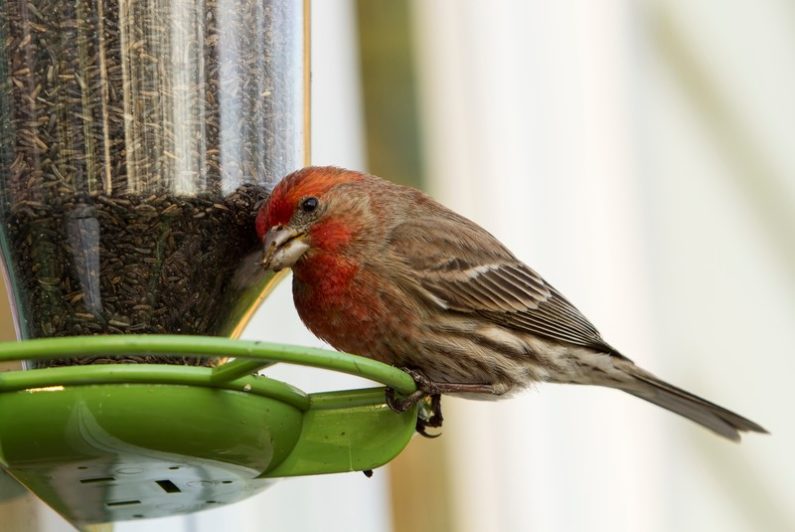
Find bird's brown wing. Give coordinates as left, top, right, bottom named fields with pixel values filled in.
left=388, top=216, right=620, bottom=355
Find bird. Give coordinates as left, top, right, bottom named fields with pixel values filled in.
left=256, top=166, right=766, bottom=441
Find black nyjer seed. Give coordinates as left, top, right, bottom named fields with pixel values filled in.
left=0, top=0, right=300, bottom=367
left=3, top=185, right=268, bottom=367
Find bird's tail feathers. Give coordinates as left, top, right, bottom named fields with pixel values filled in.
left=611, top=362, right=767, bottom=442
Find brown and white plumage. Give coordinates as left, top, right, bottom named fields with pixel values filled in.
left=258, top=166, right=767, bottom=441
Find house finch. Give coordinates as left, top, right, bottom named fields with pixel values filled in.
left=257, top=166, right=766, bottom=441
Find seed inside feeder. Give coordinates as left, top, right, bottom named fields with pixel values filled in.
left=0, top=0, right=303, bottom=366
left=4, top=185, right=268, bottom=366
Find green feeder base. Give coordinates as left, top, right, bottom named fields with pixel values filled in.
left=0, top=336, right=418, bottom=526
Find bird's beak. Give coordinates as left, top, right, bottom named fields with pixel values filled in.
left=261, top=226, right=310, bottom=271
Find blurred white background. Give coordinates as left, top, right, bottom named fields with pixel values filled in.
left=411, top=1, right=790, bottom=531
left=14, top=0, right=793, bottom=530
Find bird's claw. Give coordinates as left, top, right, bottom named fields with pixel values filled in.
left=416, top=394, right=443, bottom=438
left=385, top=368, right=446, bottom=438
left=384, top=367, right=438, bottom=412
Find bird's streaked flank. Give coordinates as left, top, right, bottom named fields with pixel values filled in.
left=257, top=166, right=766, bottom=441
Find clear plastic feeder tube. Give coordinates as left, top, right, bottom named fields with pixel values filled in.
left=0, top=0, right=307, bottom=360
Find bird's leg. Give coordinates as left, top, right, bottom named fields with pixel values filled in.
left=386, top=367, right=503, bottom=412
left=384, top=387, right=427, bottom=413
left=386, top=368, right=503, bottom=437
left=400, top=368, right=504, bottom=396
left=384, top=368, right=431, bottom=412
left=423, top=382, right=503, bottom=394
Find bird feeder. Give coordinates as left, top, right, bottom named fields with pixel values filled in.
left=0, top=0, right=417, bottom=526
left=0, top=336, right=417, bottom=525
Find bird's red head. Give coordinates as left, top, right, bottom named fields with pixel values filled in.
left=255, top=166, right=363, bottom=240
left=257, top=166, right=365, bottom=271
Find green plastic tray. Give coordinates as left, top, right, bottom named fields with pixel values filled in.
left=0, top=335, right=418, bottom=526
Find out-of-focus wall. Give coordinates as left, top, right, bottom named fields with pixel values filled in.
left=410, top=1, right=790, bottom=531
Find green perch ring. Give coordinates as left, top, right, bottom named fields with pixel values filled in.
left=0, top=335, right=418, bottom=526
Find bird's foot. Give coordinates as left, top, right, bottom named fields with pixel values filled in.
left=385, top=368, right=446, bottom=438
left=384, top=387, right=426, bottom=413
left=386, top=368, right=501, bottom=436
left=385, top=367, right=444, bottom=411
left=384, top=367, right=439, bottom=412
left=416, top=394, right=443, bottom=438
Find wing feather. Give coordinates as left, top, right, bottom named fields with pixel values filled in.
left=388, top=216, right=619, bottom=355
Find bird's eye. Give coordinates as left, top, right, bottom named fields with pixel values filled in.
left=300, top=197, right=319, bottom=213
